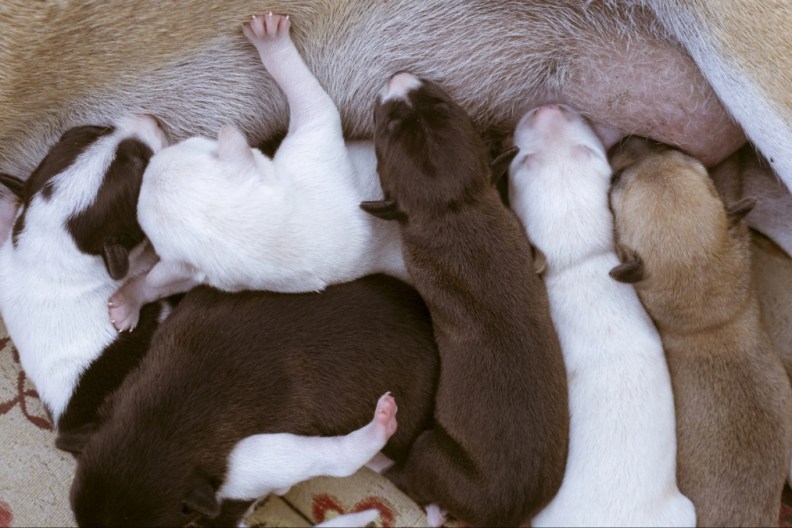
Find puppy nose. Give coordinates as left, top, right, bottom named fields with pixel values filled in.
left=381, top=71, right=422, bottom=102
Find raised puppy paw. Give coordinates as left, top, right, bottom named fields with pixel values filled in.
left=242, top=12, right=291, bottom=56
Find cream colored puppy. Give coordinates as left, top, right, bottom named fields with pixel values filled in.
left=609, top=137, right=792, bottom=527
left=508, top=104, right=694, bottom=527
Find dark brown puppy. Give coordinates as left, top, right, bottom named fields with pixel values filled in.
left=609, top=137, right=792, bottom=527
left=362, top=73, right=568, bottom=527
left=68, top=275, right=438, bottom=528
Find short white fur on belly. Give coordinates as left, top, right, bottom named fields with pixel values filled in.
left=533, top=254, right=695, bottom=527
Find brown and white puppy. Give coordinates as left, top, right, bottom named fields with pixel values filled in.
left=0, top=115, right=170, bottom=450
left=609, top=137, right=792, bottom=527
left=69, top=275, right=439, bottom=528
left=362, top=73, right=568, bottom=527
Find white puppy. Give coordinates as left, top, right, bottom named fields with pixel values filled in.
left=508, top=104, right=695, bottom=527
left=108, top=13, right=405, bottom=331
left=0, top=115, right=168, bottom=438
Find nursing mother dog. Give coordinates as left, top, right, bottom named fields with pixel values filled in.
left=362, top=72, right=569, bottom=527
left=508, top=104, right=695, bottom=526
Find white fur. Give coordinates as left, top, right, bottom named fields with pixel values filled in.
left=0, top=116, right=166, bottom=423
left=111, top=14, right=406, bottom=330
left=508, top=104, right=695, bottom=527
left=218, top=393, right=397, bottom=501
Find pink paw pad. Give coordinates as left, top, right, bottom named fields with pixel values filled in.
left=374, top=392, right=398, bottom=438
left=107, top=291, right=140, bottom=332
left=242, top=12, right=291, bottom=46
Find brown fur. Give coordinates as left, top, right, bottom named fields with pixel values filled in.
left=609, top=137, right=792, bottom=527
left=365, top=77, right=568, bottom=527
left=69, top=276, right=438, bottom=528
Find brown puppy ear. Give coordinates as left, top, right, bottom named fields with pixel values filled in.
left=360, top=199, right=406, bottom=222
left=531, top=244, right=547, bottom=275
left=0, top=173, right=24, bottom=199
left=102, top=237, right=130, bottom=280
left=725, top=197, right=756, bottom=224
left=490, top=146, right=520, bottom=185
left=609, top=254, right=645, bottom=283
left=181, top=471, right=221, bottom=519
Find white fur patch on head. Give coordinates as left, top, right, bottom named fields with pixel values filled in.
left=380, top=72, right=422, bottom=103
left=508, top=104, right=614, bottom=270
left=513, top=104, right=606, bottom=163
left=116, top=114, right=169, bottom=154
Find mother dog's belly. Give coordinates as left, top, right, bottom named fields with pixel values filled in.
left=0, top=1, right=742, bottom=176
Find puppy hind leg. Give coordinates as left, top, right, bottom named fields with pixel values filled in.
left=108, top=259, right=199, bottom=331
left=218, top=393, right=399, bottom=502
left=242, top=14, right=341, bottom=136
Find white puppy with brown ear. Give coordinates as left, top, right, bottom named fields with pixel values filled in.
left=108, top=13, right=405, bottom=331
left=508, top=104, right=695, bottom=527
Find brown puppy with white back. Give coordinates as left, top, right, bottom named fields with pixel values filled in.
left=362, top=72, right=568, bottom=527
left=609, top=137, right=792, bottom=527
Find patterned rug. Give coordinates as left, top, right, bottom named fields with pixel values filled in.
left=2, top=231, right=792, bottom=527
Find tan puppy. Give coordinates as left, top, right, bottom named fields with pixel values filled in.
left=609, top=137, right=792, bottom=527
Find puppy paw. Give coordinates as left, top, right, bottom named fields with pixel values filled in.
left=243, top=12, right=291, bottom=52
left=108, top=290, right=141, bottom=332
left=372, top=392, right=398, bottom=441
left=425, top=503, right=448, bottom=527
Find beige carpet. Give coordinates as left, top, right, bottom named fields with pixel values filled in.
left=1, top=232, right=791, bottom=527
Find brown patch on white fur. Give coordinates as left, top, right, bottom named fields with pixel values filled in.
left=609, top=137, right=792, bottom=526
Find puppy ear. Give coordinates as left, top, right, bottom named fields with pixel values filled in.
left=55, top=422, right=99, bottom=455
left=725, top=197, right=756, bottom=225
left=490, top=146, right=520, bottom=185
left=0, top=173, right=24, bottom=199
left=360, top=199, right=406, bottom=222
left=217, top=126, right=254, bottom=163
left=531, top=244, right=547, bottom=275
left=182, top=471, right=221, bottom=519
left=102, top=237, right=130, bottom=280
left=609, top=254, right=645, bottom=283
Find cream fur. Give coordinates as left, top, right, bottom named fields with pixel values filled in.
left=108, top=14, right=406, bottom=331
left=609, top=138, right=792, bottom=527
left=508, top=104, right=694, bottom=527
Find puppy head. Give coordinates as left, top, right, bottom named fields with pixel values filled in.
left=366, top=72, right=490, bottom=220
left=608, top=137, right=752, bottom=287
left=13, top=114, right=167, bottom=280
left=507, top=104, right=613, bottom=265
left=508, top=104, right=610, bottom=194
left=71, top=429, right=221, bottom=528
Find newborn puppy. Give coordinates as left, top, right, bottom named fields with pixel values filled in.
left=69, top=275, right=439, bottom=528
left=0, top=115, right=170, bottom=448
left=362, top=73, right=569, bottom=527
left=108, top=13, right=405, bottom=331
left=508, top=105, right=695, bottom=526
left=609, top=137, right=792, bottom=527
